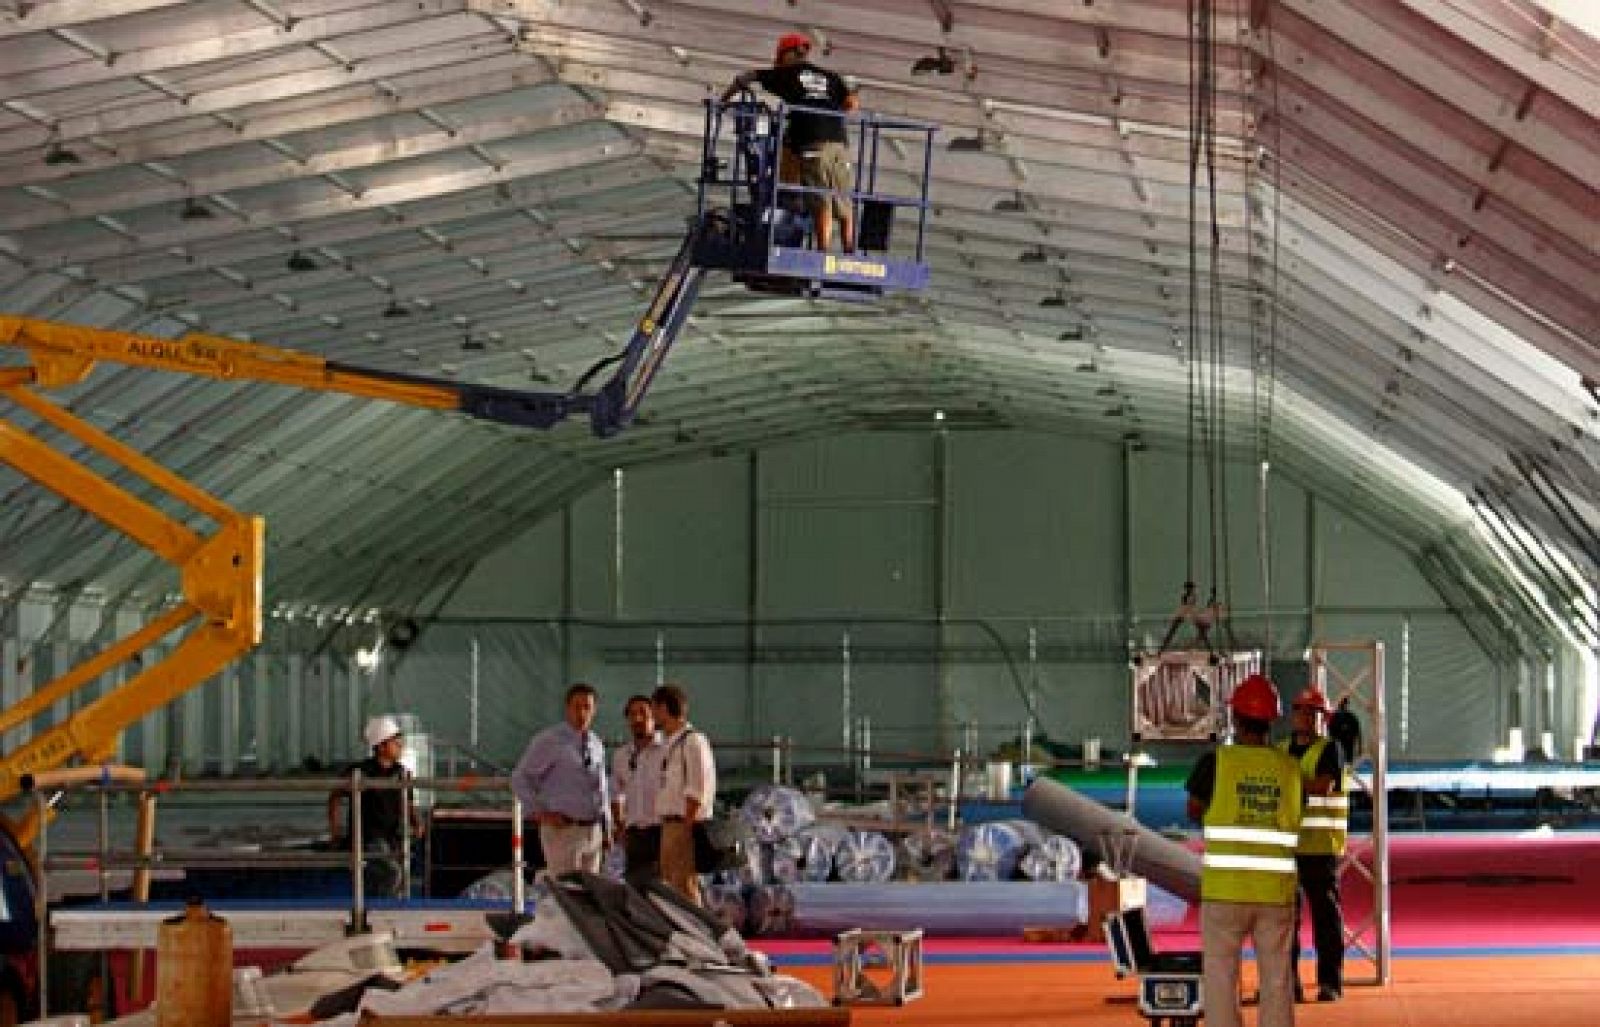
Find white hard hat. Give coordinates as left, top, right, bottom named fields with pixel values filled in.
left=364, top=715, right=402, bottom=748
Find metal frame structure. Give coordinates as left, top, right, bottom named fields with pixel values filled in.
left=24, top=773, right=525, bottom=1018
left=1309, top=640, right=1390, bottom=987
left=0, top=0, right=1590, bottom=654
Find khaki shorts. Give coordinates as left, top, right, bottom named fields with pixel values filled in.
left=786, top=140, right=852, bottom=219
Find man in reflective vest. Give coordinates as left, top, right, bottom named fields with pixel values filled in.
left=1186, top=673, right=1303, bottom=1027
left=1283, top=687, right=1349, bottom=1002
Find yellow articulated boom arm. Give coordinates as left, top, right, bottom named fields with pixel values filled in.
left=0, top=316, right=575, bottom=846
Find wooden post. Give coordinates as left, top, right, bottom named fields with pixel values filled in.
left=126, top=790, right=158, bottom=1006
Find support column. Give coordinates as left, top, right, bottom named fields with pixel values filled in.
left=933, top=427, right=951, bottom=751
left=746, top=450, right=761, bottom=746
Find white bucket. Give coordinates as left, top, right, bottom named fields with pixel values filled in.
left=985, top=760, right=1013, bottom=800
left=233, top=966, right=275, bottom=1019
left=1083, top=737, right=1102, bottom=769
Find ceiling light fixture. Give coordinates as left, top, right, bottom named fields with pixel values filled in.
left=180, top=197, right=214, bottom=220
left=911, top=46, right=957, bottom=75
left=1059, top=327, right=1084, bottom=342
left=993, top=191, right=1028, bottom=213
left=382, top=299, right=410, bottom=318
left=1039, top=290, right=1068, bottom=308
left=911, top=52, right=950, bottom=76
left=44, top=141, right=82, bottom=166
left=1018, top=247, right=1048, bottom=264
left=285, top=250, right=317, bottom=272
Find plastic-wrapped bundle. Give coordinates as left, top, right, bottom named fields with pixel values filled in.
left=705, top=883, right=748, bottom=935
left=1020, top=834, right=1083, bottom=883
left=789, top=882, right=1087, bottom=936
left=832, top=829, right=896, bottom=883
left=765, top=837, right=807, bottom=885
left=739, top=784, right=816, bottom=844
left=793, top=824, right=848, bottom=883
left=602, top=841, right=628, bottom=881
left=458, top=869, right=522, bottom=902
left=746, top=884, right=795, bottom=936
left=1146, top=883, right=1190, bottom=927
left=1003, top=818, right=1048, bottom=849
left=956, top=821, right=1030, bottom=881
left=897, top=828, right=957, bottom=882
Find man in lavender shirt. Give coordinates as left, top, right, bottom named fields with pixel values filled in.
left=512, top=683, right=609, bottom=876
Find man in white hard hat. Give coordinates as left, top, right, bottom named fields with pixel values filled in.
left=328, top=715, right=424, bottom=898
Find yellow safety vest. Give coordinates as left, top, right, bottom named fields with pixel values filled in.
left=1283, top=736, right=1349, bottom=856
left=1201, top=745, right=1303, bottom=905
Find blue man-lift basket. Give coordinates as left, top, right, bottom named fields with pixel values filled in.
left=1103, top=906, right=1203, bottom=1026
left=447, top=95, right=937, bottom=438
left=692, top=96, right=935, bottom=300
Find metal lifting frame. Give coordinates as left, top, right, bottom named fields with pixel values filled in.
left=1125, top=649, right=1262, bottom=817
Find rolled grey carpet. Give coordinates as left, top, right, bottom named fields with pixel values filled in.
left=1021, top=777, right=1200, bottom=902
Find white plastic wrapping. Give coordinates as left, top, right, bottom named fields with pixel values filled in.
left=833, top=829, right=897, bottom=883
left=739, top=784, right=816, bottom=843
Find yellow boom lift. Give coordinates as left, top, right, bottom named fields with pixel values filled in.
left=0, top=314, right=590, bottom=847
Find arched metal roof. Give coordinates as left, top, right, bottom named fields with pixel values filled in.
left=0, top=0, right=1594, bottom=645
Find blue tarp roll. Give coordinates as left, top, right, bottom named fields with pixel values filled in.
left=1020, top=834, right=1083, bottom=882
left=897, top=828, right=957, bottom=882
left=747, top=884, right=796, bottom=936
left=789, top=882, right=1087, bottom=936
left=956, top=821, right=1029, bottom=881
left=739, top=785, right=816, bottom=844
left=833, top=830, right=897, bottom=883
left=794, top=824, right=848, bottom=883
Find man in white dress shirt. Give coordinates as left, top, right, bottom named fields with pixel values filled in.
left=652, top=683, right=717, bottom=905
left=610, top=693, right=663, bottom=888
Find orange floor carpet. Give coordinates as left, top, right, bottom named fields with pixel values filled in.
left=784, top=953, right=1600, bottom=1026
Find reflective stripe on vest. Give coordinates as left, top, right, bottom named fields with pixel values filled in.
left=1283, top=737, right=1349, bottom=855
left=1201, top=745, right=1302, bottom=905
left=1202, top=853, right=1299, bottom=874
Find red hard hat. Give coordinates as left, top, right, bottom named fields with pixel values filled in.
left=1230, top=673, right=1283, bottom=721
left=775, top=32, right=813, bottom=60
left=1292, top=687, right=1332, bottom=714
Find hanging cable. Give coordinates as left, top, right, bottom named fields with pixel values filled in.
left=1257, top=3, right=1286, bottom=658
left=1207, top=0, right=1242, bottom=655
left=1185, top=0, right=1203, bottom=599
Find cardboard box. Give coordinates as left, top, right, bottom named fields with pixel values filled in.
left=1086, top=875, right=1148, bottom=942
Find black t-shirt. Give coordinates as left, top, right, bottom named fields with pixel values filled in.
left=1329, top=705, right=1362, bottom=762
left=1287, top=736, right=1346, bottom=785
left=754, top=62, right=851, bottom=150
left=1188, top=737, right=1344, bottom=805
left=1185, top=751, right=1218, bottom=804
left=346, top=756, right=410, bottom=844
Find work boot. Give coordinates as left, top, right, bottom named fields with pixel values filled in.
left=1317, top=986, right=1341, bottom=1002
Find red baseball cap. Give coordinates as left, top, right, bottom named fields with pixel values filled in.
left=775, top=32, right=812, bottom=60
